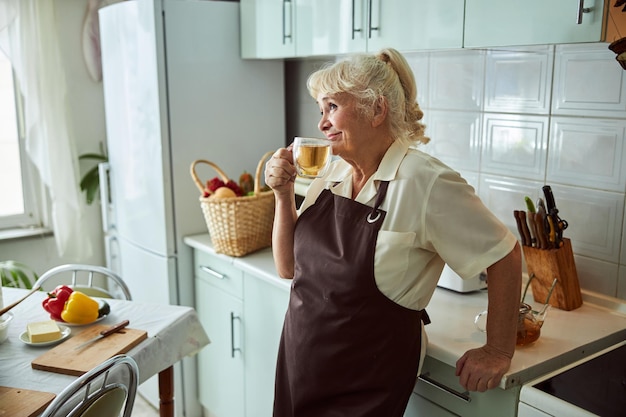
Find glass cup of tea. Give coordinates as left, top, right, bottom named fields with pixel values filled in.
left=293, top=137, right=331, bottom=178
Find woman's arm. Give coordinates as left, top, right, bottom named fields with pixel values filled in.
left=265, top=148, right=298, bottom=278
left=455, top=242, right=522, bottom=392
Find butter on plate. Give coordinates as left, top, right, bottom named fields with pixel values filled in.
left=27, top=320, right=62, bottom=343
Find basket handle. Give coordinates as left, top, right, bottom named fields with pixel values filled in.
left=190, top=159, right=230, bottom=195
left=254, top=150, right=275, bottom=194
left=190, top=150, right=275, bottom=196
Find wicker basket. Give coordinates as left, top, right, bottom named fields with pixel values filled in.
left=190, top=151, right=275, bottom=257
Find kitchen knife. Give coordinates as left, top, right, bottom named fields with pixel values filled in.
left=533, top=212, right=548, bottom=249
left=73, top=320, right=130, bottom=350
left=518, top=211, right=533, bottom=247
left=542, top=185, right=568, bottom=247
left=526, top=210, right=538, bottom=247
left=513, top=210, right=529, bottom=246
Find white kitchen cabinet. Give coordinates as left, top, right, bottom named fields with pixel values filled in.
left=240, top=0, right=297, bottom=59
left=194, top=252, right=245, bottom=417
left=464, top=0, right=606, bottom=48
left=243, top=272, right=290, bottom=416
left=404, top=391, right=460, bottom=417
left=297, top=0, right=464, bottom=57
left=413, top=356, right=520, bottom=417
left=191, top=243, right=291, bottom=417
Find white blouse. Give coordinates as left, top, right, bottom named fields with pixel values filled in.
left=298, top=140, right=517, bottom=311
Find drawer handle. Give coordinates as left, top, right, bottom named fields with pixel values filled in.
left=418, top=373, right=471, bottom=403
left=230, top=312, right=242, bottom=358
left=200, top=265, right=226, bottom=280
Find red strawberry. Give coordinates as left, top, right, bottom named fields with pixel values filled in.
left=206, top=177, right=225, bottom=192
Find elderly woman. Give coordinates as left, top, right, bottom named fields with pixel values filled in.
left=265, top=48, right=522, bottom=417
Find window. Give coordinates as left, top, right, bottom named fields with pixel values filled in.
left=0, top=49, right=42, bottom=231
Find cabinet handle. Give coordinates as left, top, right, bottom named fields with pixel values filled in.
left=351, top=0, right=362, bottom=39
left=418, top=373, right=471, bottom=403
left=230, top=312, right=242, bottom=358
left=368, top=0, right=380, bottom=38
left=283, top=0, right=292, bottom=44
left=200, top=265, right=226, bottom=280
left=576, top=0, right=592, bottom=24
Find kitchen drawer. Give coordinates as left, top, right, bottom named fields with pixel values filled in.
left=194, top=249, right=243, bottom=299
left=404, top=391, right=459, bottom=417
left=414, top=356, right=520, bottom=417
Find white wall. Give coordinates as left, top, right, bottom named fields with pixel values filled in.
left=0, top=0, right=106, bottom=275
left=285, top=43, right=626, bottom=301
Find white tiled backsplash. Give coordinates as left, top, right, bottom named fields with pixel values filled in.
left=285, top=43, right=626, bottom=300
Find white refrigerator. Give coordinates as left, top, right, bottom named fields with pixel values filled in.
left=98, top=0, right=285, bottom=415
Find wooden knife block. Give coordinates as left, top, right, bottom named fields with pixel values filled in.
left=522, top=238, right=582, bottom=311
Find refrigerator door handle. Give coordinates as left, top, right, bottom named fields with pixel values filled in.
left=99, top=162, right=112, bottom=233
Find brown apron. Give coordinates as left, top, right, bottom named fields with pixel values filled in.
left=274, top=181, right=429, bottom=417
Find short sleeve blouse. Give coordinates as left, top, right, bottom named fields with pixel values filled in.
left=298, top=140, right=517, bottom=310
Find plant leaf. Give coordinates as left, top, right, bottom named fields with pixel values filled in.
left=79, top=153, right=108, bottom=161
left=80, top=166, right=101, bottom=204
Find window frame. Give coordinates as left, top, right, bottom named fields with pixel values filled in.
left=0, top=51, right=46, bottom=233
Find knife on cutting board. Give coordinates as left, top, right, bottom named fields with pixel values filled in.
left=74, top=320, right=129, bottom=350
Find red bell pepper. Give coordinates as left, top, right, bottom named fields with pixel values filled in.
left=42, top=285, right=73, bottom=321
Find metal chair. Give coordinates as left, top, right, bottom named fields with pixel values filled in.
left=34, top=264, right=132, bottom=300
left=40, top=354, right=139, bottom=417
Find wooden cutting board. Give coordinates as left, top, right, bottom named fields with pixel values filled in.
left=31, top=324, right=147, bottom=376
left=0, top=386, right=56, bottom=417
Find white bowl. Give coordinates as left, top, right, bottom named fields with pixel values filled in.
left=0, top=311, right=14, bottom=344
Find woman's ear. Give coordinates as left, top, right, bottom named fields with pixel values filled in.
left=371, top=96, right=388, bottom=128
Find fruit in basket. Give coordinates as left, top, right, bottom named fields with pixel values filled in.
left=206, top=177, right=225, bottom=193
left=224, top=180, right=244, bottom=196
left=211, top=187, right=237, bottom=199
left=239, top=171, right=254, bottom=195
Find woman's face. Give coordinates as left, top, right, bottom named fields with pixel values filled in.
left=316, top=92, right=373, bottom=160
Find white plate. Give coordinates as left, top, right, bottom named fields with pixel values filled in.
left=55, top=314, right=106, bottom=327
left=20, top=324, right=71, bottom=347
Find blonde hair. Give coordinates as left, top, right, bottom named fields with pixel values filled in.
left=307, top=48, right=429, bottom=145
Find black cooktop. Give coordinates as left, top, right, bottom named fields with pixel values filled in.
left=534, top=342, right=626, bottom=417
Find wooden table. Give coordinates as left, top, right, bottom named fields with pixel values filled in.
left=0, top=287, right=209, bottom=417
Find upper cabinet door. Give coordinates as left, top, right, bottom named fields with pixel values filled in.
left=297, top=0, right=366, bottom=56
left=241, top=0, right=296, bottom=59
left=298, top=0, right=464, bottom=57
left=464, top=0, right=606, bottom=48
left=367, top=0, right=464, bottom=52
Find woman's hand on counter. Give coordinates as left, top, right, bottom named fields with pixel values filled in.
left=455, top=345, right=512, bottom=392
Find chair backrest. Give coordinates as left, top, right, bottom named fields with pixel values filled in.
left=40, top=354, right=139, bottom=417
left=34, top=264, right=132, bottom=300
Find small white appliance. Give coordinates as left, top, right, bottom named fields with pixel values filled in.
left=437, top=264, right=488, bottom=293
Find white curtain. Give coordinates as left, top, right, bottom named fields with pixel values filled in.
left=0, top=0, right=92, bottom=259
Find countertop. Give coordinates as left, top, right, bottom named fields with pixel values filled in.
left=184, top=233, right=626, bottom=390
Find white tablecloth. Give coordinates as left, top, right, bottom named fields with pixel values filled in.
left=0, top=287, right=210, bottom=395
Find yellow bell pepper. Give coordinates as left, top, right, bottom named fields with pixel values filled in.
left=60, top=291, right=99, bottom=324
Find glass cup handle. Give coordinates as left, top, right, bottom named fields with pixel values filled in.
left=474, top=310, right=487, bottom=332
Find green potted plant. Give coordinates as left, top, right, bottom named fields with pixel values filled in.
left=79, top=142, right=108, bottom=205
left=0, top=261, right=37, bottom=289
